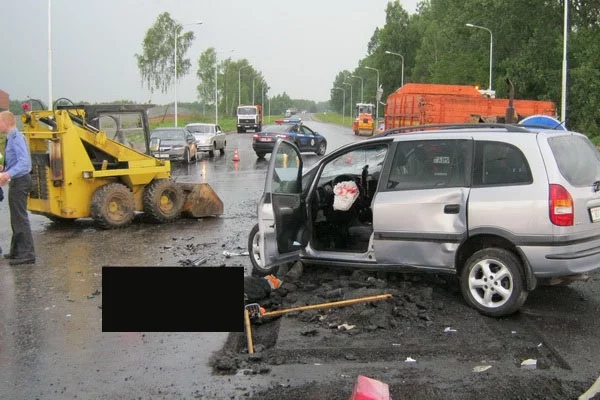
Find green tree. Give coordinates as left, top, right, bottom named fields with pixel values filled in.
left=135, top=12, right=196, bottom=95
left=196, top=47, right=217, bottom=107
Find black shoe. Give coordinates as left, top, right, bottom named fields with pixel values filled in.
left=9, top=258, right=36, bottom=265
left=3, top=253, right=15, bottom=259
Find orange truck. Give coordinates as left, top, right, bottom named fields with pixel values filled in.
left=383, top=83, right=556, bottom=129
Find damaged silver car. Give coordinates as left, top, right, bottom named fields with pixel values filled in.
left=248, top=123, right=600, bottom=317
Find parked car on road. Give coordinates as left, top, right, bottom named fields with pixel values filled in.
left=248, top=123, right=600, bottom=317
left=252, top=118, right=327, bottom=159
left=149, top=127, right=197, bottom=163
left=185, top=123, right=226, bottom=157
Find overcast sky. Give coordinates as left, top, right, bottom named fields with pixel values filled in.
left=3, top=0, right=418, bottom=106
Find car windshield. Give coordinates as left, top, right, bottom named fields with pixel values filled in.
left=187, top=125, right=215, bottom=134
left=151, top=129, right=184, bottom=140
left=237, top=107, right=257, bottom=115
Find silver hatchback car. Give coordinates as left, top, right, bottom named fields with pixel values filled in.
left=248, top=122, right=600, bottom=317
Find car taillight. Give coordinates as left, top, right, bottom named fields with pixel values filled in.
left=549, top=184, right=574, bottom=226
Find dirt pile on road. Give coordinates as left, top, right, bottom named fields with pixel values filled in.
left=207, top=262, right=591, bottom=400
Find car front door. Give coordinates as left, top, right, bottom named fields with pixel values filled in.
left=373, top=138, right=472, bottom=271
left=257, top=139, right=307, bottom=269
left=299, top=125, right=317, bottom=152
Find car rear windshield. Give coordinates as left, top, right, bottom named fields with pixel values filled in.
left=548, top=135, right=600, bottom=186
left=187, top=125, right=214, bottom=133
left=152, top=129, right=184, bottom=140
left=262, top=124, right=295, bottom=133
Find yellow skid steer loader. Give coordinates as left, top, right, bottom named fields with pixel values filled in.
left=22, top=103, right=223, bottom=229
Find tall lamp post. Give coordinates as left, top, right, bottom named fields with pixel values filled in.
left=466, top=23, right=493, bottom=92
left=48, top=0, right=53, bottom=110
left=215, top=49, right=234, bottom=125
left=252, top=75, right=259, bottom=105
left=174, top=20, right=202, bottom=127
left=343, top=82, right=353, bottom=119
left=561, top=1, right=568, bottom=123
left=333, top=87, right=345, bottom=124
left=384, top=50, right=404, bottom=87
left=238, top=64, right=251, bottom=106
left=363, top=66, right=380, bottom=123
left=351, top=75, right=364, bottom=103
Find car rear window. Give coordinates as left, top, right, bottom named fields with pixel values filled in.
left=548, top=135, right=600, bottom=186
left=152, top=129, right=184, bottom=140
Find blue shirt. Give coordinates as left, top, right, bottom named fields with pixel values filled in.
left=5, top=127, right=32, bottom=179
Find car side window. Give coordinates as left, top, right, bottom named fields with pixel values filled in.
left=473, top=141, right=532, bottom=186
left=387, top=139, right=469, bottom=190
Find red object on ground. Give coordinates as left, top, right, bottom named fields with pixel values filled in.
left=349, top=375, right=391, bottom=400
left=233, top=148, right=240, bottom=162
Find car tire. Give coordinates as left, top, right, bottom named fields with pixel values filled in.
left=220, top=142, right=226, bottom=155
left=248, top=223, right=278, bottom=276
left=184, top=149, right=192, bottom=164
left=256, top=152, right=266, bottom=159
left=209, top=146, right=215, bottom=158
left=460, top=248, right=528, bottom=317
left=316, top=141, right=327, bottom=156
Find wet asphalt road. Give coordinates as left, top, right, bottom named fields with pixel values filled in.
left=1, top=115, right=600, bottom=399
left=0, top=116, right=364, bottom=399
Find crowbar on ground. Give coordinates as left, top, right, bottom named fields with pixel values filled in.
left=243, top=308, right=254, bottom=354
left=245, top=293, right=393, bottom=320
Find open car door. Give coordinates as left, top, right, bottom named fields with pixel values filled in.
left=257, top=139, right=306, bottom=269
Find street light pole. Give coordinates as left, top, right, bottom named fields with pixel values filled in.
left=215, top=49, right=234, bottom=125
left=343, top=82, right=353, bottom=119
left=333, top=87, right=345, bottom=124
left=252, top=76, right=259, bottom=105
left=238, top=64, right=251, bottom=106
left=48, top=0, right=53, bottom=110
left=174, top=21, right=202, bottom=127
left=561, top=1, right=568, bottom=123
left=466, top=23, right=493, bottom=92
left=363, top=66, right=380, bottom=123
left=384, top=50, right=404, bottom=87
left=351, top=75, right=364, bottom=103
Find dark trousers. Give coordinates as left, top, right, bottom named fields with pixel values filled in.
left=8, top=174, right=35, bottom=260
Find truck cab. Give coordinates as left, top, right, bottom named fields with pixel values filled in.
left=237, top=105, right=263, bottom=133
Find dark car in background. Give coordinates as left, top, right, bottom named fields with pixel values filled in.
left=149, top=127, right=197, bottom=163
left=251, top=118, right=327, bottom=158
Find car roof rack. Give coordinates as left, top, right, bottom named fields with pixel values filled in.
left=370, top=123, right=532, bottom=138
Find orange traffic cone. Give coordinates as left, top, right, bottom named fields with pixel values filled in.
left=233, top=148, right=240, bottom=162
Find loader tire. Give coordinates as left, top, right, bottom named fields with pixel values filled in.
left=143, top=179, right=184, bottom=223
left=90, top=183, right=136, bottom=229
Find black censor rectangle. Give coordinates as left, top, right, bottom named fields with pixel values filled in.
left=102, top=266, right=244, bottom=332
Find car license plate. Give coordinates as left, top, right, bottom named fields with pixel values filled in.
left=154, top=153, right=170, bottom=159
left=260, top=138, right=273, bottom=142
left=590, top=207, right=600, bottom=222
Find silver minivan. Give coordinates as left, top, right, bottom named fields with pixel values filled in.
left=248, top=123, right=600, bottom=316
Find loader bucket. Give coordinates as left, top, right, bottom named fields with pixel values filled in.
left=178, top=182, right=224, bottom=218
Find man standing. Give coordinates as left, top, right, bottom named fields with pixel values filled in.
left=0, top=111, right=35, bottom=265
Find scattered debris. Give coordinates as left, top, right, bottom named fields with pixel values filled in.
left=337, top=323, right=356, bottom=331
left=444, top=327, right=457, bottom=333
left=405, top=357, right=417, bottom=363
left=191, top=257, right=207, bottom=266
left=521, top=359, right=537, bottom=369
left=223, top=250, right=249, bottom=258
left=473, top=365, right=492, bottom=373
